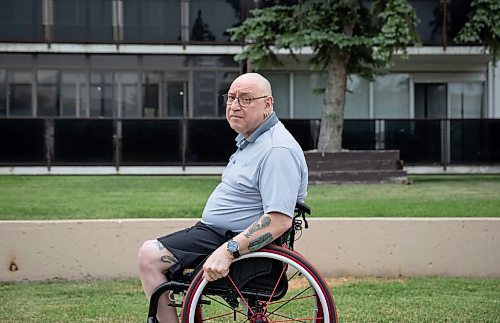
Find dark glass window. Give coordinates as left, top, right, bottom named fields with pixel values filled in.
left=450, top=120, right=500, bottom=163
left=116, top=72, right=139, bottom=117
left=54, top=119, right=114, bottom=164
left=415, top=83, right=447, bottom=119
left=409, top=0, right=472, bottom=46
left=385, top=120, right=441, bottom=164
left=448, top=0, right=473, bottom=44
left=90, top=72, right=114, bottom=117
left=37, top=70, right=59, bottom=117
left=143, top=72, right=161, bottom=117
left=187, top=119, right=235, bottom=164
left=0, top=0, right=43, bottom=42
left=193, top=71, right=215, bottom=116
left=410, top=0, right=442, bottom=45
left=343, top=120, right=376, bottom=150
left=281, top=119, right=320, bottom=151
left=0, top=119, right=45, bottom=164
left=193, top=71, right=238, bottom=117
left=166, top=81, right=186, bottom=117
left=0, top=70, right=6, bottom=116
left=9, top=71, right=33, bottom=116
left=53, top=0, right=113, bottom=43
left=123, top=0, right=181, bottom=43
left=121, top=120, right=182, bottom=164
left=60, top=72, right=86, bottom=117
left=190, top=0, right=241, bottom=42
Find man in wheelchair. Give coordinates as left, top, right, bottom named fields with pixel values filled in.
left=138, top=73, right=309, bottom=322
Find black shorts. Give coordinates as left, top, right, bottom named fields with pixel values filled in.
left=157, top=221, right=236, bottom=276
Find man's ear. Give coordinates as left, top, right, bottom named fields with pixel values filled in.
left=267, top=96, right=274, bottom=109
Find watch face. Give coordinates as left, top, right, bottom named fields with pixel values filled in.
left=227, top=240, right=239, bottom=252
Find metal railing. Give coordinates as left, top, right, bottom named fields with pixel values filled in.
left=0, top=118, right=499, bottom=167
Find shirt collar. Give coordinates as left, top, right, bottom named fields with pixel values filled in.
left=235, top=112, right=279, bottom=150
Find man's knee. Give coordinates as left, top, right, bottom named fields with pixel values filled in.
left=138, top=240, right=177, bottom=273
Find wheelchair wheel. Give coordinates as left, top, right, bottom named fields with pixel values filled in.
left=181, top=244, right=337, bottom=322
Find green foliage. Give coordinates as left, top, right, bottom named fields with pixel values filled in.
left=229, top=0, right=419, bottom=79
left=372, top=0, right=420, bottom=62
left=454, top=0, right=500, bottom=62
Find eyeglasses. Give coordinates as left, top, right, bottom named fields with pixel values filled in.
left=222, top=94, right=268, bottom=107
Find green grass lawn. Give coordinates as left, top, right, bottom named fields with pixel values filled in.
left=0, top=175, right=499, bottom=220
left=0, top=277, right=498, bottom=322
left=1, top=176, right=498, bottom=322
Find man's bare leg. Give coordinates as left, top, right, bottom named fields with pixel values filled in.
left=138, top=240, right=180, bottom=323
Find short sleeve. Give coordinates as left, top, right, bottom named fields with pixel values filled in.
left=258, top=147, right=303, bottom=217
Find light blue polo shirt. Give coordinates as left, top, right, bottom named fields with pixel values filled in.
left=201, top=112, right=308, bottom=232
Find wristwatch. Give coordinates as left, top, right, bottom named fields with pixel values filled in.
left=226, top=239, right=240, bottom=259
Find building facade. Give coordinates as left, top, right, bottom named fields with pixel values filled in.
left=0, top=0, right=499, bottom=171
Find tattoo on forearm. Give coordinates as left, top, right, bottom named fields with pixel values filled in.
left=244, top=216, right=271, bottom=238
left=248, top=232, right=273, bottom=251
left=155, top=240, right=165, bottom=250
left=160, top=255, right=178, bottom=265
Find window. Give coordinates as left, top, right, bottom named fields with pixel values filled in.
left=263, top=73, right=290, bottom=118
left=61, top=72, right=86, bottom=117
left=53, top=0, right=113, bottom=42
left=374, top=74, right=410, bottom=119
left=116, top=72, right=139, bottom=117
left=449, top=82, right=485, bottom=118
left=9, top=71, right=33, bottom=116
left=90, top=72, right=114, bottom=117
left=345, top=75, right=370, bottom=119
left=190, top=0, right=240, bottom=42
left=193, top=71, right=213, bottom=117
left=293, top=73, right=326, bottom=118
left=415, top=83, right=447, bottom=119
left=410, top=0, right=442, bottom=45
left=0, top=70, right=6, bottom=116
left=193, top=71, right=237, bottom=117
left=410, top=0, right=473, bottom=46
left=166, top=81, right=186, bottom=117
left=123, top=0, right=181, bottom=43
left=37, top=70, right=59, bottom=117
left=0, top=0, right=43, bottom=42
left=143, top=72, right=161, bottom=117
left=215, top=72, right=238, bottom=116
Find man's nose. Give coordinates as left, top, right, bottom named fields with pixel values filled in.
left=229, top=100, right=241, bottom=110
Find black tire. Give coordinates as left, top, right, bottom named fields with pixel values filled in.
left=181, top=244, right=337, bottom=322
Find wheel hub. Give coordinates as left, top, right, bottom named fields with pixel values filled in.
left=250, top=313, right=269, bottom=323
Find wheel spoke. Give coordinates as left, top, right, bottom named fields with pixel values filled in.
left=201, top=294, right=248, bottom=319
left=181, top=246, right=336, bottom=323
left=227, top=274, right=255, bottom=317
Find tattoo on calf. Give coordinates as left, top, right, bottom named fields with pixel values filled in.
left=244, top=216, right=271, bottom=238
left=160, top=255, right=178, bottom=265
left=248, top=232, right=273, bottom=251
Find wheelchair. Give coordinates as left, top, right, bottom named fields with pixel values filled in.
left=147, top=202, right=337, bottom=322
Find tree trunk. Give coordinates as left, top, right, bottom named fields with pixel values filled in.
left=317, top=50, right=349, bottom=153
left=316, top=1, right=357, bottom=153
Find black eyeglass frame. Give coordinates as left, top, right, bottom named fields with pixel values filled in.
left=222, top=94, right=268, bottom=107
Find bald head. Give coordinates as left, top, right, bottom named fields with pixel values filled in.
left=226, top=72, right=274, bottom=137
left=232, top=73, right=272, bottom=97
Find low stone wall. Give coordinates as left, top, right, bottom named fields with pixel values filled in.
left=1, top=218, right=499, bottom=282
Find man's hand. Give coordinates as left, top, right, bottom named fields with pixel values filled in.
left=202, top=244, right=233, bottom=282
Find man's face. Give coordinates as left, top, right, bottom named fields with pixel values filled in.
left=225, top=76, right=269, bottom=137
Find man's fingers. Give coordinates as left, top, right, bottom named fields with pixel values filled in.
left=203, top=268, right=229, bottom=281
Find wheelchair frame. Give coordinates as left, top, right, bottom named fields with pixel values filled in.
left=147, top=202, right=337, bottom=323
